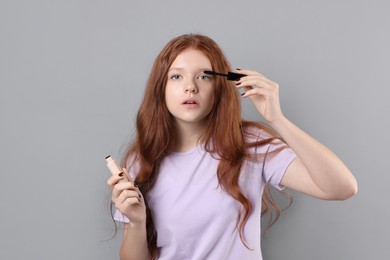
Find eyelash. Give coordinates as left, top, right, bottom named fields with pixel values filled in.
left=170, top=75, right=181, bottom=80
left=198, top=75, right=211, bottom=80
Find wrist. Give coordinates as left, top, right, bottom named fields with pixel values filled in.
left=268, top=114, right=289, bottom=131
left=128, top=219, right=147, bottom=229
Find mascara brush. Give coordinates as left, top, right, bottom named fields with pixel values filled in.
left=203, top=70, right=247, bottom=81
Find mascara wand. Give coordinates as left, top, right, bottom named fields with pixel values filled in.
left=203, top=70, right=247, bottom=81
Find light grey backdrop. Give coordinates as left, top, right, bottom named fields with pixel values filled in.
left=1, top=0, right=389, bottom=259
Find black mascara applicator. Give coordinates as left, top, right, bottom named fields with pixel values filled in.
left=203, top=70, right=247, bottom=81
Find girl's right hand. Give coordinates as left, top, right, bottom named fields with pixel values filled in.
left=107, top=168, right=147, bottom=226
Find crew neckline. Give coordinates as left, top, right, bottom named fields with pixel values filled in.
left=170, top=143, right=205, bottom=156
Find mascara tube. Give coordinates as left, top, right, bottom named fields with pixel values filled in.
left=105, top=155, right=128, bottom=183
left=105, top=155, right=122, bottom=175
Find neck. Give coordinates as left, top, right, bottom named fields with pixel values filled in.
left=174, top=121, right=206, bottom=152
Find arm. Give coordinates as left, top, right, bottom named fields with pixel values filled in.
left=107, top=171, right=151, bottom=260
left=236, top=69, right=357, bottom=200
left=272, top=116, right=357, bottom=200
left=120, top=222, right=150, bottom=260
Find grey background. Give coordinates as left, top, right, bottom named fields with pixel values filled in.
left=0, top=0, right=389, bottom=259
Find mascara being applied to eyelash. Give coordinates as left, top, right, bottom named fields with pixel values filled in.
left=204, top=70, right=247, bottom=96
left=203, top=70, right=247, bottom=81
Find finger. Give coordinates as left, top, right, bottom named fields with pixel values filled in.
left=235, top=68, right=261, bottom=76
left=117, top=197, right=140, bottom=211
left=115, top=189, right=140, bottom=206
left=241, top=87, right=274, bottom=99
left=122, top=197, right=141, bottom=208
left=236, top=76, right=274, bottom=88
left=112, top=184, right=123, bottom=202
left=107, top=175, right=124, bottom=188
left=239, top=85, right=253, bottom=93
left=115, top=181, right=137, bottom=191
left=112, top=181, right=136, bottom=202
left=119, top=189, right=140, bottom=201
left=137, top=191, right=144, bottom=203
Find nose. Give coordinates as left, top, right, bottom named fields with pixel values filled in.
left=185, top=80, right=198, bottom=94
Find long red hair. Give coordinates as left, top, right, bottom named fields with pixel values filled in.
left=121, top=34, right=290, bottom=258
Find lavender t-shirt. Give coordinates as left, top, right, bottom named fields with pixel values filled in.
left=115, top=137, right=296, bottom=260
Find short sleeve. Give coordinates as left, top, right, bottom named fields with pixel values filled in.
left=260, top=143, right=297, bottom=190
left=114, top=210, right=130, bottom=223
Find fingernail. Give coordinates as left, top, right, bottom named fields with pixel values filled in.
left=118, top=172, right=124, bottom=177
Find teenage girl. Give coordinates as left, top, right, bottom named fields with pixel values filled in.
left=107, top=34, right=357, bottom=260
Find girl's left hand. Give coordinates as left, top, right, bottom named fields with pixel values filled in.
left=235, top=69, right=285, bottom=124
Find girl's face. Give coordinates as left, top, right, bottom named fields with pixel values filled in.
left=165, top=48, right=214, bottom=129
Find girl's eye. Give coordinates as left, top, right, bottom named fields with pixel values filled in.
left=198, top=75, right=212, bottom=80
left=170, top=75, right=181, bottom=80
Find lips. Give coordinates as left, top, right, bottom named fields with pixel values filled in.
left=182, top=98, right=199, bottom=105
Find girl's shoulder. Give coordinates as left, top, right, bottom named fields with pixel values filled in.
left=242, top=122, right=277, bottom=143
left=242, top=122, right=287, bottom=155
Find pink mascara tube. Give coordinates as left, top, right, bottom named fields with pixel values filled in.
left=105, top=155, right=128, bottom=182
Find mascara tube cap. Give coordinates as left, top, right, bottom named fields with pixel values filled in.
left=105, top=155, right=122, bottom=175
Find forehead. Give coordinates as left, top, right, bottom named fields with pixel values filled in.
left=170, top=48, right=211, bottom=69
